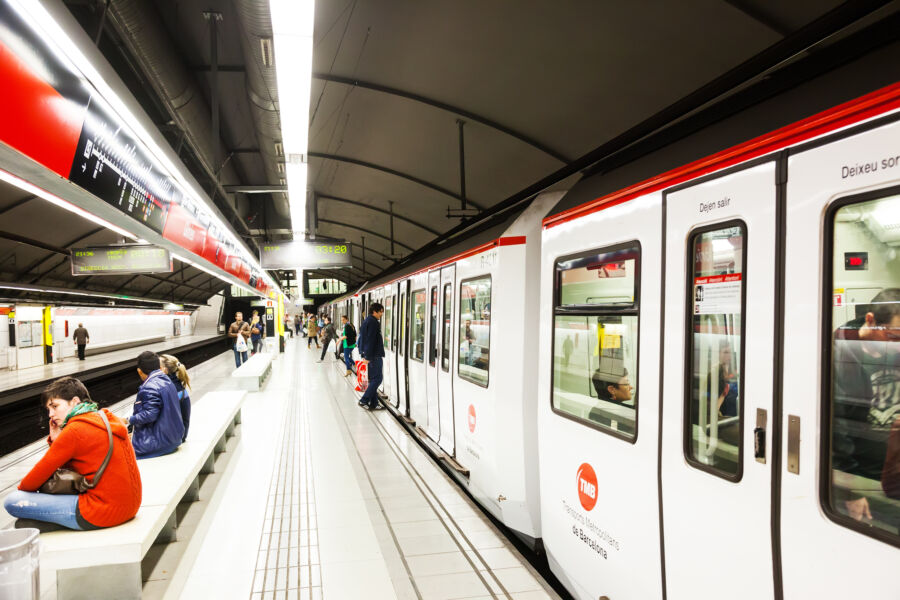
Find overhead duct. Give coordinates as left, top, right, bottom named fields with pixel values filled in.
left=103, top=0, right=261, bottom=245
left=234, top=0, right=291, bottom=220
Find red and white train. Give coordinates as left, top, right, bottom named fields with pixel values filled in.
left=327, top=81, right=900, bottom=599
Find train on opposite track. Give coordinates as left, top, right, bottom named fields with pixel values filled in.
left=324, top=76, right=900, bottom=599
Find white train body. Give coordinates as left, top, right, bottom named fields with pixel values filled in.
left=327, top=83, right=900, bottom=599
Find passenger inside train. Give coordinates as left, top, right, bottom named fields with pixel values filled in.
left=458, top=277, right=491, bottom=385
left=552, top=244, right=639, bottom=438
left=829, top=194, right=900, bottom=535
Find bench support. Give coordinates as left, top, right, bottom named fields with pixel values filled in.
left=182, top=475, right=200, bottom=503
left=58, top=562, right=141, bottom=600
left=225, top=420, right=235, bottom=438
left=201, top=452, right=216, bottom=474
left=154, top=511, right=177, bottom=544
left=234, top=408, right=242, bottom=425
left=214, top=434, right=227, bottom=454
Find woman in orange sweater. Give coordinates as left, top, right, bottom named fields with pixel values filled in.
left=3, top=377, right=142, bottom=530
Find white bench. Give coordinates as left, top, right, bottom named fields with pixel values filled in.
left=231, top=352, right=273, bottom=391
left=37, top=390, right=246, bottom=600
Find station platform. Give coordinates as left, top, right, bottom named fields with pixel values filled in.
left=1, top=337, right=560, bottom=599
left=0, top=334, right=222, bottom=395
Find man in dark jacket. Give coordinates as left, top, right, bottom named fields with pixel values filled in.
left=72, top=323, right=90, bottom=360
left=357, top=303, right=385, bottom=410
left=126, top=351, right=184, bottom=459
left=317, top=316, right=338, bottom=362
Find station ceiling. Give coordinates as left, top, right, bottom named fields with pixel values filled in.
left=2, top=0, right=894, bottom=306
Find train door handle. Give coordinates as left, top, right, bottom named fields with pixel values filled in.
left=754, top=408, right=767, bottom=464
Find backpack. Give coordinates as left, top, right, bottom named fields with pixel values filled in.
left=345, top=324, right=357, bottom=345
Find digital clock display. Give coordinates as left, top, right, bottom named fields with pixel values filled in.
left=260, top=240, right=352, bottom=269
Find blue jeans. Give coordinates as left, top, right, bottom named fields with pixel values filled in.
left=233, top=348, right=249, bottom=367
left=343, top=347, right=354, bottom=371
left=360, top=357, right=383, bottom=407
left=3, top=490, right=92, bottom=530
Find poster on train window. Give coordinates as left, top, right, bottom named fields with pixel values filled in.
left=693, top=274, right=742, bottom=315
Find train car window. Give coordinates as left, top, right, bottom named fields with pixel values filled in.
left=399, top=292, right=406, bottom=356
left=442, top=284, right=451, bottom=372
left=430, top=287, right=438, bottom=366
left=552, top=242, right=640, bottom=441
left=410, top=289, right=426, bottom=362
left=384, top=296, right=393, bottom=349
left=825, top=193, right=900, bottom=545
left=686, top=223, right=745, bottom=479
left=458, top=276, right=491, bottom=387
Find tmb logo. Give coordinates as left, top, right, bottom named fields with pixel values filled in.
left=576, top=463, right=598, bottom=511
left=467, top=404, right=476, bottom=433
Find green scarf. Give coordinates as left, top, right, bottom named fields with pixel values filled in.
left=62, top=401, right=99, bottom=428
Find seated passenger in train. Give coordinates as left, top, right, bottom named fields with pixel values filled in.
left=589, top=366, right=635, bottom=434
left=3, top=377, right=141, bottom=531
left=159, top=354, right=191, bottom=443
left=832, top=288, right=900, bottom=519
left=126, top=351, right=185, bottom=459
left=716, top=341, right=739, bottom=418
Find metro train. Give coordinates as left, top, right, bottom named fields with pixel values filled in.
left=326, top=82, right=900, bottom=599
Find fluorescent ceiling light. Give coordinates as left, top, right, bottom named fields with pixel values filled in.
left=0, top=168, right=139, bottom=240
left=270, top=0, right=314, bottom=238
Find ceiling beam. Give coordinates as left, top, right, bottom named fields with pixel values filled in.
left=223, top=185, right=284, bottom=194
left=0, top=194, right=37, bottom=217
left=316, top=218, right=414, bottom=252
left=308, top=152, right=484, bottom=210
left=313, top=73, right=571, bottom=164
left=318, top=195, right=441, bottom=236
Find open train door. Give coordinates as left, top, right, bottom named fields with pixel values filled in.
left=437, top=264, right=457, bottom=455
left=424, top=269, right=442, bottom=442
left=661, top=160, right=778, bottom=600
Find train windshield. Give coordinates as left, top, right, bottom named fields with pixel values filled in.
left=828, top=194, right=900, bottom=543
left=552, top=243, right=640, bottom=441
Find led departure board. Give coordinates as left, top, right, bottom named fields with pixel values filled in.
left=260, top=241, right=352, bottom=269
left=70, top=244, right=172, bottom=276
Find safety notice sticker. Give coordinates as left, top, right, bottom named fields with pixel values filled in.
left=693, top=274, right=742, bottom=315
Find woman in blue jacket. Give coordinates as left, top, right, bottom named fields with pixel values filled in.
left=125, top=351, right=184, bottom=459
left=160, top=354, right=191, bottom=442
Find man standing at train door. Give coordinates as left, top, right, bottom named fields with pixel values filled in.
left=357, top=303, right=385, bottom=410
left=72, top=322, right=90, bottom=360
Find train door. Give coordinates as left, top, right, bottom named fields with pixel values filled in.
left=408, top=278, right=429, bottom=427
left=424, top=270, right=442, bottom=441
left=779, top=122, right=900, bottom=598
left=661, top=160, right=778, bottom=600
left=382, top=292, right=394, bottom=399
left=397, top=279, right=409, bottom=414
left=437, top=265, right=457, bottom=455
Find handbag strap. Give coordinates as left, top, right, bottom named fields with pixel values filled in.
left=86, top=410, right=114, bottom=489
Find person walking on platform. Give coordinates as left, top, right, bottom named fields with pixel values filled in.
left=317, top=316, right=337, bottom=362
left=72, top=323, right=90, bottom=360
left=338, top=315, right=357, bottom=377
left=307, top=313, right=320, bottom=349
left=159, top=354, right=191, bottom=443
left=126, top=351, right=185, bottom=459
left=2, top=376, right=141, bottom=532
left=294, top=314, right=301, bottom=336
left=228, top=311, right=251, bottom=367
left=358, top=303, right=385, bottom=410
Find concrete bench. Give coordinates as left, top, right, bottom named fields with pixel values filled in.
left=231, top=351, right=273, bottom=391
left=83, top=334, right=167, bottom=357
left=37, top=390, right=246, bottom=600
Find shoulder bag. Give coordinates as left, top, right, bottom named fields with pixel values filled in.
left=39, top=411, right=114, bottom=495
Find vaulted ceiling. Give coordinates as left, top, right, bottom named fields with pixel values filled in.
left=2, top=0, right=893, bottom=305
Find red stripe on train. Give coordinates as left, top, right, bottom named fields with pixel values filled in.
left=543, top=81, right=900, bottom=229
left=0, top=39, right=84, bottom=178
